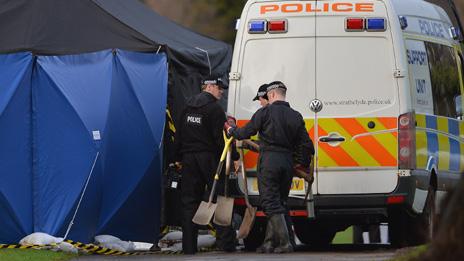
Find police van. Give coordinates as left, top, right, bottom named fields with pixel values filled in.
left=228, top=0, right=464, bottom=248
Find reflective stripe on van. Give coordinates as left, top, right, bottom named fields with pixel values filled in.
left=315, top=117, right=397, bottom=168
left=238, top=117, right=398, bottom=170
left=415, top=114, right=464, bottom=173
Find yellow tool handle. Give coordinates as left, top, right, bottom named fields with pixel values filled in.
left=220, top=131, right=234, bottom=161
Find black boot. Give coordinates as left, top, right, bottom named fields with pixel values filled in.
left=256, top=218, right=275, bottom=253
left=182, top=223, right=198, bottom=254
left=285, top=213, right=297, bottom=249
left=271, top=214, right=294, bottom=253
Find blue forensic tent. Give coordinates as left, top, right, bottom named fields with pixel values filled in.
left=0, top=50, right=167, bottom=243
left=0, top=0, right=231, bottom=244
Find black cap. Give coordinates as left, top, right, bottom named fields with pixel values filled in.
left=202, top=74, right=227, bottom=89
left=253, top=83, right=269, bottom=101
left=266, top=81, right=287, bottom=92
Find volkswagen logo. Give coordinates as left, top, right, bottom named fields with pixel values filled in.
left=309, top=99, right=323, bottom=113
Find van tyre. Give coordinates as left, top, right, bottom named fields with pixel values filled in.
left=293, top=220, right=336, bottom=247
left=418, top=186, right=437, bottom=243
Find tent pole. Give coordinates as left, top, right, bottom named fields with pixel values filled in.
left=63, top=151, right=100, bottom=240
left=195, top=47, right=212, bottom=75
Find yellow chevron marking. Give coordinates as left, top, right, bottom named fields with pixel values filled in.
left=319, top=118, right=379, bottom=166
left=317, top=146, right=337, bottom=167
left=356, top=118, right=397, bottom=158
left=460, top=121, right=464, bottom=172
left=437, top=117, right=450, bottom=171
left=416, top=114, right=428, bottom=169
left=304, top=119, right=315, bottom=132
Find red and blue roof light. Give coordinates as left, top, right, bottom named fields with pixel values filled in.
left=248, top=19, right=287, bottom=34
left=346, top=18, right=365, bottom=31
left=248, top=20, right=267, bottom=33
left=366, top=18, right=386, bottom=31
left=248, top=17, right=386, bottom=34
left=345, top=17, right=387, bottom=32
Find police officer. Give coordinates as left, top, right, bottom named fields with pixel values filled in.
left=248, top=83, right=303, bottom=249
left=225, top=81, right=311, bottom=253
left=253, top=83, right=269, bottom=107
left=174, top=75, right=236, bottom=254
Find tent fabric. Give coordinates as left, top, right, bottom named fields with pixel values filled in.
left=0, top=0, right=154, bottom=55
left=0, top=0, right=232, bottom=127
left=0, top=53, right=34, bottom=243
left=93, top=0, right=232, bottom=72
left=0, top=50, right=167, bottom=243
left=0, top=0, right=231, bottom=243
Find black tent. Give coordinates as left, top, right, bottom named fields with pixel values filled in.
left=0, top=0, right=232, bottom=124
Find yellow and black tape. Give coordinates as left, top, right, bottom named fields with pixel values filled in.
left=0, top=243, right=57, bottom=250
left=1, top=239, right=215, bottom=256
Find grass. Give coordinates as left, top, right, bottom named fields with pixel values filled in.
left=332, top=226, right=353, bottom=244
left=0, top=249, right=78, bottom=261
left=391, top=245, right=428, bottom=261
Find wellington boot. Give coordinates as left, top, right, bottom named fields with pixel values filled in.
left=271, top=214, right=294, bottom=254
left=285, top=214, right=297, bottom=249
left=256, top=219, right=274, bottom=253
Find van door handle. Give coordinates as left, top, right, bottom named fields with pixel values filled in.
left=319, top=137, right=345, bottom=143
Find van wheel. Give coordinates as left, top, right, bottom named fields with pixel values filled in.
left=293, top=220, right=336, bottom=247
left=243, top=219, right=265, bottom=251
left=419, top=186, right=437, bottom=242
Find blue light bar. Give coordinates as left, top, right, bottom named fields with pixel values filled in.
left=366, top=18, right=386, bottom=31
left=248, top=20, right=267, bottom=34
left=398, top=16, right=408, bottom=30
left=449, top=26, right=461, bottom=40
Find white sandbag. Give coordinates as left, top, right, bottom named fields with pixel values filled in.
left=94, top=235, right=135, bottom=252
left=160, top=231, right=183, bottom=242
left=164, top=234, right=215, bottom=251
left=56, top=242, right=78, bottom=254
left=197, top=235, right=215, bottom=249
left=170, top=242, right=182, bottom=251
left=133, top=242, right=153, bottom=251
left=94, top=235, right=120, bottom=244
left=19, top=232, right=63, bottom=245
left=158, top=231, right=183, bottom=248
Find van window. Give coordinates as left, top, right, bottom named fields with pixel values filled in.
left=425, top=43, right=461, bottom=118
left=457, top=53, right=464, bottom=119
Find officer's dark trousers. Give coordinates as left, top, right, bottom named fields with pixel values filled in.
left=181, top=152, right=236, bottom=254
left=257, top=151, right=293, bottom=216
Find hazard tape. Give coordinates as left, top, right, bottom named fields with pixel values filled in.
left=0, top=243, right=57, bottom=250
left=0, top=239, right=216, bottom=256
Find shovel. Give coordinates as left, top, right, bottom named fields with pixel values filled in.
left=213, top=147, right=235, bottom=226
left=237, top=145, right=257, bottom=239
left=192, top=132, right=234, bottom=226
left=303, top=155, right=316, bottom=219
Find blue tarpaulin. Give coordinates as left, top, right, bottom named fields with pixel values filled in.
left=0, top=49, right=167, bottom=243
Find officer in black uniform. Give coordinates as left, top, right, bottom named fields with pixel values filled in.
left=174, top=75, right=236, bottom=254
left=253, top=83, right=269, bottom=107
left=225, top=81, right=311, bottom=253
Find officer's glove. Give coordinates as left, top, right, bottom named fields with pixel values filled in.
left=224, top=122, right=233, bottom=136
left=227, top=115, right=237, bottom=126
left=170, top=162, right=182, bottom=171
left=224, top=116, right=236, bottom=135
left=294, top=164, right=314, bottom=185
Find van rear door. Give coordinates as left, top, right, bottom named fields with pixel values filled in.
left=233, top=1, right=317, bottom=197
left=313, top=0, right=399, bottom=195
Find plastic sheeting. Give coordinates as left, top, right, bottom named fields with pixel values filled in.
left=0, top=50, right=167, bottom=244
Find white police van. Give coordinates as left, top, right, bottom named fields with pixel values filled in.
left=228, top=0, right=464, bottom=248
